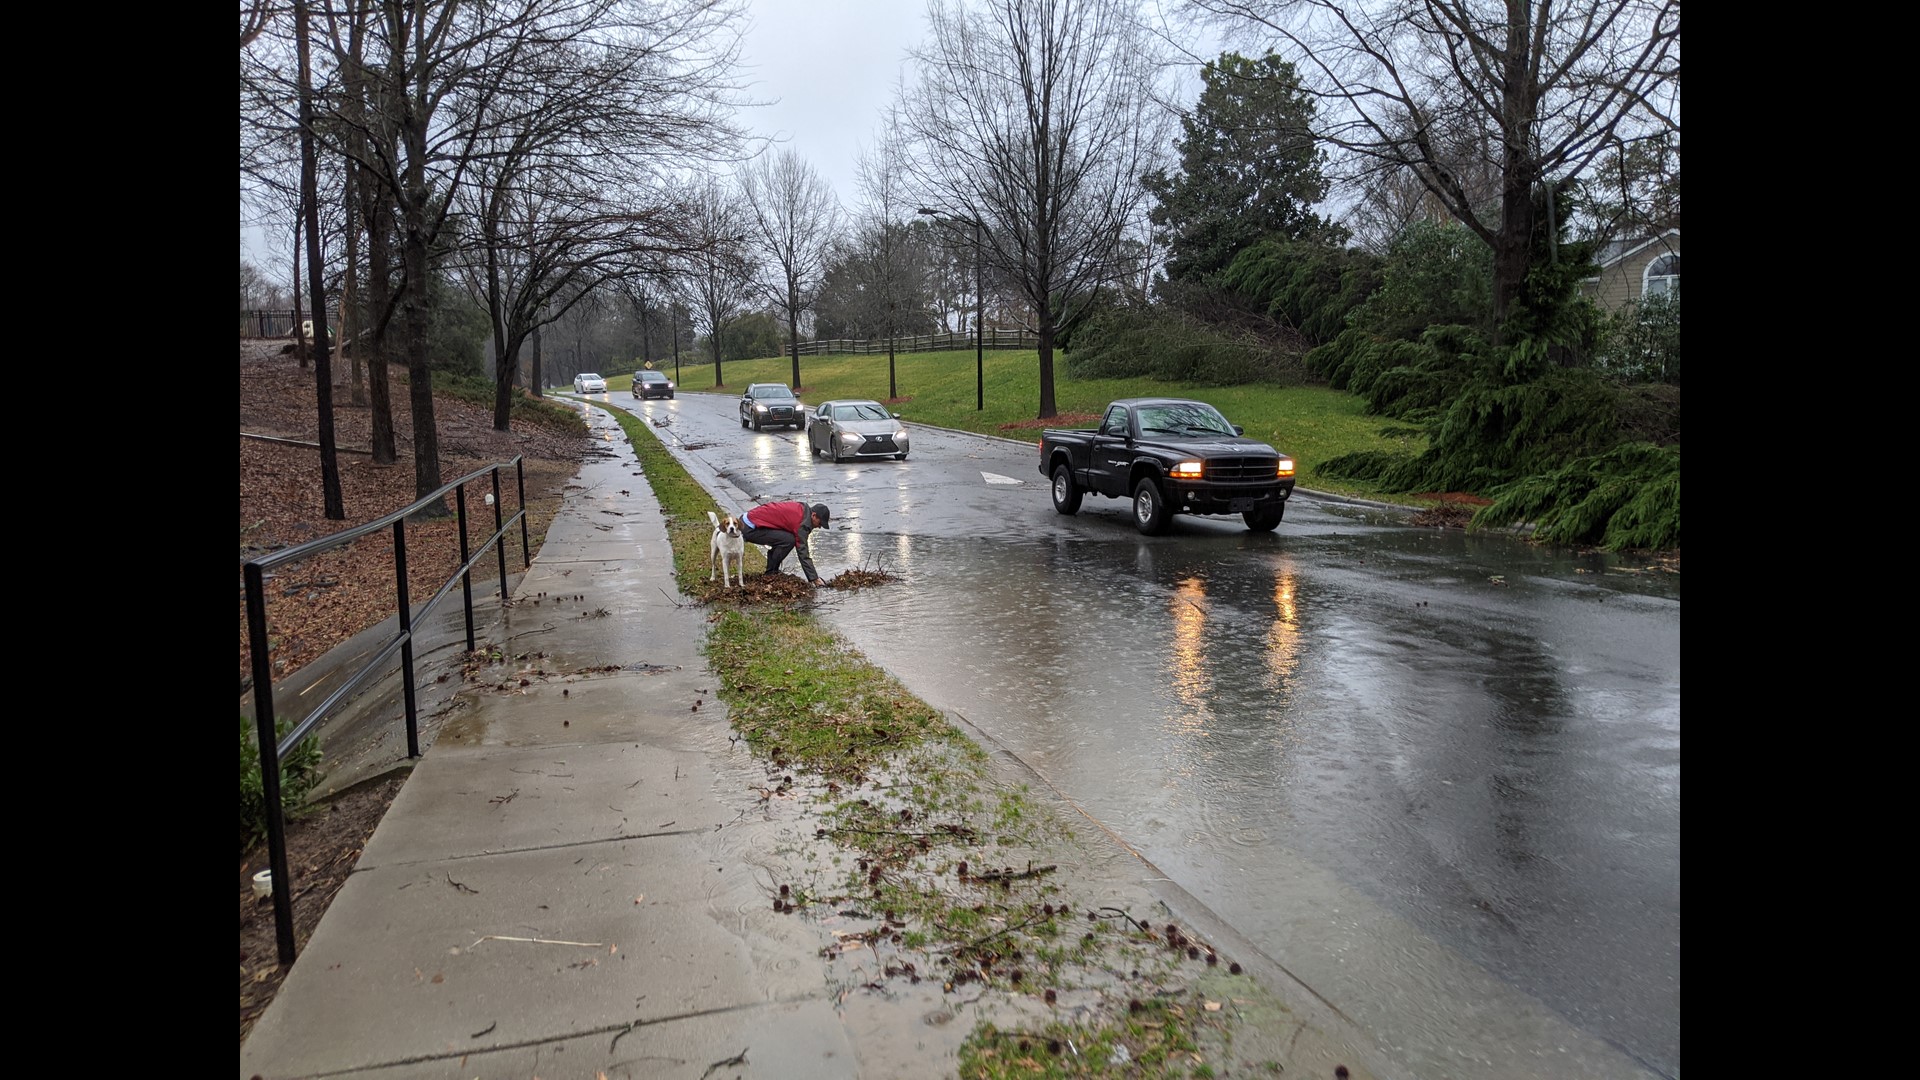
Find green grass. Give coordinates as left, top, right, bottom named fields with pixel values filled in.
left=655, top=350, right=1430, bottom=503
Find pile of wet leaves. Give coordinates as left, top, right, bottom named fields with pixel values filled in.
left=1408, top=503, right=1476, bottom=529
left=691, top=568, right=899, bottom=605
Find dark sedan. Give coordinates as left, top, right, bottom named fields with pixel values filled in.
left=739, top=383, right=803, bottom=431
left=633, top=370, right=675, bottom=399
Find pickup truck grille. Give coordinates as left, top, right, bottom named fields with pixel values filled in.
left=1207, top=456, right=1279, bottom=481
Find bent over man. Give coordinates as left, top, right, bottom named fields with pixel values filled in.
left=739, top=501, right=831, bottom=585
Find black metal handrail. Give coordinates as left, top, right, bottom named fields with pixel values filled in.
left=243, top=456, right=531, bottom=965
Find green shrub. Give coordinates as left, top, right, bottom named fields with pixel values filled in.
left=1217, top=238, right=1383, bottom=344
left=241, top=715, right=324, bottom=853
left=1063, top=302, right=1311, bottom=386
left=1473, top=442, right=1680, bottom=550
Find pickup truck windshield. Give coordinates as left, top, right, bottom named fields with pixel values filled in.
left=1134, top=403, right=1235, bottom=436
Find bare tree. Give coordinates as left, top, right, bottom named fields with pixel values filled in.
left=1187, top=0, right=1680, bottom=332
left=901, top=0, right=1171, bottom=418
left=853, top=128, right=927, bottom=401
left=738, top=149, right=841, bottom=390
left=452, top=0, right=750, bottom=428
left=296, top=0, right=345, bottom=520
left=682, top=180, right=754, bottom=388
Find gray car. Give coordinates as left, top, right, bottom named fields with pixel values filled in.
left=739, top=383, right=803, bottom=430
left=808, top=399, right=910, bottom=462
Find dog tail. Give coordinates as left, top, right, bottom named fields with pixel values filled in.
left=707, top=510, right=720, bottom=529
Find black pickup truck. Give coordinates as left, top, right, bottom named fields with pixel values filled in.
left=1039, top=398, right=1296, bottom=534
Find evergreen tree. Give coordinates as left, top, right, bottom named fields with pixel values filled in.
left=1143, top=52, right=1341, bottom=282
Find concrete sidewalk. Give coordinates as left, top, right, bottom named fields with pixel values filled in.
left=241, top=403, right=1391, bottom=1080
left=240, top=409, right=863, bottom=1079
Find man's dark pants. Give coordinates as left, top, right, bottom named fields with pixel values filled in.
left=742, top=524, right=797, bottom=574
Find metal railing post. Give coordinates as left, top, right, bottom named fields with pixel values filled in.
left=492, top=467, right=508, bottom=590
left=455, top=486, right=476, bottom=653
left=394, top=519, right=420, bottom=758
left=516, top=460, right=530, bottom=567
left=245, top=562, right=299, bottom=965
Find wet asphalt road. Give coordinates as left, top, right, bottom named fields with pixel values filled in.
left=599, top=390, right=1681, bottom=1079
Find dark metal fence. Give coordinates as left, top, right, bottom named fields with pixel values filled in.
left=243, top=457, right=530, bottom=965
left=241, top=309, right=336, bottom=338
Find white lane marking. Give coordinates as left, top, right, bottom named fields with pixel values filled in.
left=982, top=471, right=1023, bottom=485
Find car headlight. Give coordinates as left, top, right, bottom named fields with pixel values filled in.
left=1276, top=458, right=1295, bottom=478
left=1170, top=460, right=1204, bottom=479
left=895, top=429, right=909, bottom=441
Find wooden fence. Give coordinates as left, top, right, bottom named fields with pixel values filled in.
left=794, top=328, right=1038, bottom=357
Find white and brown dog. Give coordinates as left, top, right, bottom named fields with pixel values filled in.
left=707, top=510, right=746, bottom=586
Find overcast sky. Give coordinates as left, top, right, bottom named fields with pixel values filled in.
left=733, top=0, right=929, bottom=211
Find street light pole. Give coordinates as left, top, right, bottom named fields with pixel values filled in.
left=919, top=207, right=986, bottom=412
left=974, top=219, right=984, bottom=412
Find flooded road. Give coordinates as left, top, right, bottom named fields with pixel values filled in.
left=613, top=391, right=1681, bottom=1079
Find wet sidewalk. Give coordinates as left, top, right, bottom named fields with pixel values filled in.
left=239, top=403, right=1390, bottom=1080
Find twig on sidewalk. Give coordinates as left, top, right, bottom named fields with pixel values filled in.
left=470, top=934, right=604, bottom=948
left=701, top=1049, right=748, bottom=1078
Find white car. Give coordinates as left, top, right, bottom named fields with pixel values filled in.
left=573, top=372, right=607, bottom=394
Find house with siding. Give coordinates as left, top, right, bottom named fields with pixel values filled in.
left=1582, top=228, right=1680, bottom=310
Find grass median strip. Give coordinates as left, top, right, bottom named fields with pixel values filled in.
left=611, top=406, right=1308, bottom=1078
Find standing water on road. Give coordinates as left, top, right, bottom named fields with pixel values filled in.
left=821, top=513, right=1679, bottom=1079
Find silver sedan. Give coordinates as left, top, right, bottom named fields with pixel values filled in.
left=807, top=399, right=910, bottom=462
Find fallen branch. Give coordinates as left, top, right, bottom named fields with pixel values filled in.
left=971, top=862, right=1056, bottom=883
left=701, top=1049, right=748, bottom=1078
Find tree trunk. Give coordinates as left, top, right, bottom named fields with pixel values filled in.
left=1036, top=319, right=1057, bottom=420
left=486, top=236, right=517, bottom=432
left=291, top=220, right=308, bottom=370
left=401, top=126, right=444, bottom=508
left=358, top=180, right=398, bottom=465
left=531, top=321, right=543, bottom=397
left=342, top=171, right=366, bottom=407
left=788, top=285, right=802, bottom=389
left=297, top=0, right=344, bottom=521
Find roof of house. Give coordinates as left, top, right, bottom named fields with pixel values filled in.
left=1590, top=227, right=1681, bottom=272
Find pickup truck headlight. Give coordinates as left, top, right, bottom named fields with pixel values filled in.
left=1276, top=458, right=1295, bottom=478
left=1170, top=460, right=1204, bottom=479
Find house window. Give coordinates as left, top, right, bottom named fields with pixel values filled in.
left=1643, top=253, right=1680, bottom=298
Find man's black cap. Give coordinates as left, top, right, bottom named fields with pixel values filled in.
left=810, top=503, right=831, bottom=529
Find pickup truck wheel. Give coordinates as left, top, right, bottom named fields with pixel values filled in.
left=1243, top=502, right=1285, bottom=532
left=1132, top=478, right=1172, bottom=535
left=1050, top=465, right=1083, bottom=515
